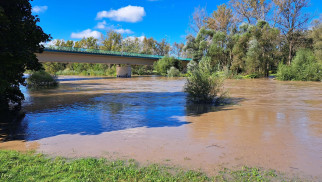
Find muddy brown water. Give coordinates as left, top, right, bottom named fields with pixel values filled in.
left=0, top=76, right=321, bottom=179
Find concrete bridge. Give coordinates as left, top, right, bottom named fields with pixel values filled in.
left=36, top=47, right=191, bottom=77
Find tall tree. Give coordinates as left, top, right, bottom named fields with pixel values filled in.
left=54, top=39, right=74, bottom=47
left=189, top=6, right=208, bottom=34
left=122, top=37, right=141, bottom=53
left=142, top=37, right=156, bottom=55
left=154, top=39, right=170, bottom=56
left=0, top=0, right=50, bottom=112
left=245, top=21, right=280, bottom=76
left=184, top=28, right=213, bottom=62
left=207, top=4, right=234, bottom=33
left=231, top=24, right=252, bottom=73
left=75, top=37, right=98, bottom=49
left=310, top=15, right=322, bottom=62
left=171, top=42, right=185, bottom=58
left=100, top=31, right=122, bottom=51
left=229, top=0, right=271, bottom=24
left=273, top=0, right=311, bottom=64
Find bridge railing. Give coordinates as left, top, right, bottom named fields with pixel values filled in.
left=44, top=46, right=191, bottom=61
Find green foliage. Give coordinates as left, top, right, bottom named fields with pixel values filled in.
left=27, top=71, right=58, bottom=88
left=310, top=19, right=322, bottom=62
left=132, top=65, right=154, bottom=75
left=154, top=38, right=171, bottom=56
left=216, top=166, right=280, bottom=182
left=244, top=21, right=279, bottom=77
left=0, top=0, right=51, bottom=112
left=154, top=56, right=182, bottom=76
left=100, top=31, right=122, bottom=51
left=0, top=150, right=293, bottom=182
left=242, top=74, right=259, bottom=79
left=185, top=21, right=279, bottom=78
left=56, top=64, right=116, bottom=76
left=75, top=37, right=98, bottom=49
left=184, top=28, right=214, bottom=62
left=167, top=67, right=181, bottom=77
left=0, top=150, right=209, bottom=182
left=277, top=49, right=322, bottom=81
left=187, top=60, right=199, bottom=73
left=185, top=58, right=226, bottom=103
left=43, top=63, right=66, bottom=75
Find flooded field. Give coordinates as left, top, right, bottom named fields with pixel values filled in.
left=1, top=76, right=322, bottom=179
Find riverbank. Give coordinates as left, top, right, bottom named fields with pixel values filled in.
left=0, top=150, right=291, bottom=181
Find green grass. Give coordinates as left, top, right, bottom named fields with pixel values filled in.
left=0, top=150, right=302, bottom=181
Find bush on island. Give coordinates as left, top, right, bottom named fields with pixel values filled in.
left=27, top=70, right=58, bottom=88
left=184, top=57, right=226, bottom=103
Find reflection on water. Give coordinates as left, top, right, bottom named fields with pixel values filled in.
left=0, top=76, right=321, bottom=179
left=3, top=77, right=233, bottom=141
left=15, top=92, right=196, bottom=141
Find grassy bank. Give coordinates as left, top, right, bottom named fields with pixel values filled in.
left=0, top=150, right=292, bottom=181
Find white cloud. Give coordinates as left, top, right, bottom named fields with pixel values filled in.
left=32, top=6, right=48, bottom=13
left=125, top=36, right=145, bottom=42
left=115, top=28, right=134, bottom=34
left=71, top=29, right=102, bottom=39
left=95, top=21, right=107, bottom=29
left=95, top=22, right=134, bottom=34
left=96, top=5, right=146, bottom=23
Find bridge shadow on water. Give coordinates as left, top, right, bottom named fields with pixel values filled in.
left=1, top=92, right=243, bottom=142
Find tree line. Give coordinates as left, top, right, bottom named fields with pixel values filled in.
left=185, top=0, right=321, bottom=79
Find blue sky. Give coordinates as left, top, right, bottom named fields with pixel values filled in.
left=31, top=0, right=321, bottom=44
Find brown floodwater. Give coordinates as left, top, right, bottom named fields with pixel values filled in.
left=0, top=76, right=321, bottom=179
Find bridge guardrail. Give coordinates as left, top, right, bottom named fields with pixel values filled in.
left=44, top=46, right=192, bottom=61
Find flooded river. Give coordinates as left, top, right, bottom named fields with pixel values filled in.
left=1, top=76, right=322, bottom=179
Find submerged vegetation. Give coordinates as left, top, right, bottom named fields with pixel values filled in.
left=0, top=150, right=290, bottom=182
left=277, top=49, right=322, bottom=81
left=185, top=57, right=226, bottom=103
left=27, top=70, right=58, bottom=88
left=154, top=56, right=183, bottom=76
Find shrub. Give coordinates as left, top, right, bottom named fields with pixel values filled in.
left=242, top=73, right=259, bottom=79
left=276, top=63, right=294, bottom=80
left=167, top=67, right=181, bottom=77
left=132, top=65, right=153, bottom=75
left=277, top=49, right=322, bottom=81
left=184, top=59, right=226, bottom=103
left=27, top=70, right=58, bottom=88
left=187, top=60, right=198, bottom=73
left=153, top=56, right=182, bottom=75
left=105, top=66, right=116, bottom=76
left=42, top=63, right=66, bottom=75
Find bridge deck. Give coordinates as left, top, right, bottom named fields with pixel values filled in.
left=44, top=46, right=191, bottom=61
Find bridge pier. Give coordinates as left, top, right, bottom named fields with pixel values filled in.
left=116, top=64, right=132, bottom=78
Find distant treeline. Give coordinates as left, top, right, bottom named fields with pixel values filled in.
left=185, top=0, right=321, bottom=80
left=44, top=0, right=321, bottom=80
